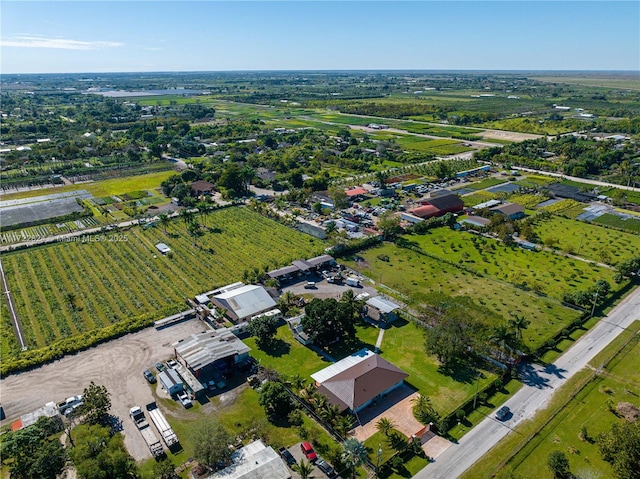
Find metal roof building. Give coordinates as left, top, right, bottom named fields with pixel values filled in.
left=211, top=284, right=276, bottom=322
left=174, top=329, right=251, bottom=375
left=158, top=369, right=184, bottom=396
left=208, top=440, right=290, bottom=479
left=366, top=296, right=400, bottom=314
left=311, top=349, right=408, bottom=412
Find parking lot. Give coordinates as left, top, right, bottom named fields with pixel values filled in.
left=0, top=318, right=208, bottom=460
left=283, top=442, right=340, bottom=478
left=281, top=270, right=378, bottom=301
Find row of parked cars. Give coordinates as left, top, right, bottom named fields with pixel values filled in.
left=278, top=442, right=339, bottom=478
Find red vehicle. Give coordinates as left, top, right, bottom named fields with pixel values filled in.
left=300, top=441, right=317, bottom=462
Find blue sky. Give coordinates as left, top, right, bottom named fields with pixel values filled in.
left=1, top=1, right=638, bottom=73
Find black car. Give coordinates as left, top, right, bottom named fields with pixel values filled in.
left=495, top=405, right=510, bottom=421
left=277, top=447, right=297, bottom=467
left=316, top=458, right=338, bottom=478
left=143, top=369, right=156, bottom=383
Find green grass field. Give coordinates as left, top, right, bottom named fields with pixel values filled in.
left=502, top=329, right=640, bottom=479
left=343, top=242, right=581, bottom=350
left=404, top=228, right=619, bottom=301
left=462, top=320, right=640, bottom=479
left=138, top=385, right=340, bottom=479
left=530, top=215, right=640, bottom=264
left=0, top=171, right=176, bottom=202
left=379, top=319, right=497, bottom=415
left=0, top=207, right=323, bottom=353
left=465, top=177, right=508, bottom=190
left=592, top=213, right=640, bottom=234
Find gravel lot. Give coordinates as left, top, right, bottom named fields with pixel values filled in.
left=281, top=271, right=378, bottom=300
left=0, top=318, right=209, bottom=461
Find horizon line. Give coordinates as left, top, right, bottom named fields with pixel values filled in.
left=4, top=68, right=640, bottom=76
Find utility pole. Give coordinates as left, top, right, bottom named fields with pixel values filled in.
left=472, top=372, right=482, bottom=409
left=591, top=284, right=601, bottom=317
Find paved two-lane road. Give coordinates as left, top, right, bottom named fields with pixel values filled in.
left=416, top=286, right=640, bottom=479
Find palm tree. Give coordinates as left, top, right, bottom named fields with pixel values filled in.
left=196, top=200, right=210, bottom=227
left=187, top=222, right=201, bottom=247
left=490, top=324, right=516, bottom=361
left=376, top=417, right=395, bottom=436
left=295, top=459, right=314, bottom=479
left=179, top=208, right=195, bottom=227
left=65, top=292, right=77, bottom=311
left=508, top=315, right=530, bottom=341
left=158, top=213, right=170, bottom=234
left=334, top=415, right=354, bottom=438
left=319, top=403, right=340, bottom=424
left=341, top=438, right=367, bottom=479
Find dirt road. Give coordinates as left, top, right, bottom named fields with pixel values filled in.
left=0, top=318, right=209, bottom=460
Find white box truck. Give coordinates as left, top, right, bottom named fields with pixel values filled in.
left=146, top=402, right=178, bottom=448
left=346, top=276, right=360, bottom=287
left=130, top=406, right=163, bottom=457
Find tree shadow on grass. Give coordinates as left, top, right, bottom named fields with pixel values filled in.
left=437, top=359, right=483, bottom=385
left=261, top=338, right=291, bottom=358
left=326, top=336, right=376, bottom=361
left=389, top=317, right=409, bottom=329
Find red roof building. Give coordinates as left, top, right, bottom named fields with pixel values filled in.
left=345, top=187, right=368, bottom=198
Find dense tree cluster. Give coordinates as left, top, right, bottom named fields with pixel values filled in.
left=301, top=291, right=361, bottom=347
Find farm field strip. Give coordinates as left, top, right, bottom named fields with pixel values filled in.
left=1, top=207, right=322, bottom=351
left=56, top=245, right=109, bottom=331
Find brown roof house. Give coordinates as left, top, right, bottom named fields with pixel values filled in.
left=311, top=349, right=408, bottom=413
left=191, top=180, right=216, bottom=196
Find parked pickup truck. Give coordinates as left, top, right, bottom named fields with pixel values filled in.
left=277, top=446, right=297, bottom=466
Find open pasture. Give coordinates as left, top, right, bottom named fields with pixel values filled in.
left=507, top=332, right=640, bottom=479
left=530, top=215, right=640, bottom=265
left=404, top=229, right=619, bottom=301
left=344, top=243, right=581, bottom=350
left=0, top=207, right=322, bottom=353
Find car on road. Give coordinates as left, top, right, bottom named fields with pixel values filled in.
left=300, top=441, right=317, bottom=462
left=316, top=458, right=338, bottom=478
left=156, top=362, right=166, bottom=372
left=143, top=369, right=156, bottom=383
left=278, top=446, right=297, bottom=466
left=495, top=405, right=510, bottom=421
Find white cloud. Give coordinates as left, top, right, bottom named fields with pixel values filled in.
left=0, top=36, right=123, bottom=50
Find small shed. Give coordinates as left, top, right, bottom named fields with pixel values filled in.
left=159, top=369, right=184, bottom=396
left=365, top=296, right=401, bottom=326
left=155, top=243, right=171, bottom=255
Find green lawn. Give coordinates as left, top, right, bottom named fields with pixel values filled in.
left=244, top=324, right=331, bottom=379
left=404, top=228, right=619, bottom=301
left=138, top=386, right=337, bottom=478
left=344, top=242, right=581, bottom=350
left=461, top=320, right=640, bottom=479
left=592, top=213, right=640, bottom=234
left=507, top=332, right=640, bottom=479
left=0, top=170, right=176, bottom=201
left=465, top=178, right=508, bottom=190
left=530, top=215, right=640, bottom=264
